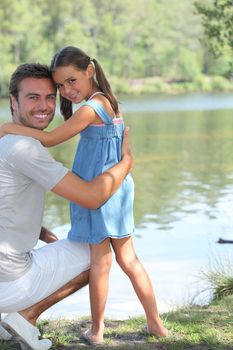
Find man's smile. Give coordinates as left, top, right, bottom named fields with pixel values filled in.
left=33, top=114, right=50, bottom=120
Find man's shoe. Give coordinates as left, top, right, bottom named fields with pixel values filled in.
left=0, top=323, right=12, bottom=340
left=2, top=313, right=52, bottom=350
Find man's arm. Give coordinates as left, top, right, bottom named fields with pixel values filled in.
left=52, top=127, right=133, bottom=209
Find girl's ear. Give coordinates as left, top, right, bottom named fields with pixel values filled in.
left=87, top=63, right=95, bottom=79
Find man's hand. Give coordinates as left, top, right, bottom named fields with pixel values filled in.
left=122, top=126, right=134, bottom=171
left=39, top=226, right=58, bottom=243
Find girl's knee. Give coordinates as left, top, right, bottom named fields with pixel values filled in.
left=91, top=254, right=112, bottom=273
left=90, top=240, right=112, bottom=266
left=116, top=254, right=139, bottom=273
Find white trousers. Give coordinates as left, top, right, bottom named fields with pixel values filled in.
left=0, top=239, right=90, bottom=312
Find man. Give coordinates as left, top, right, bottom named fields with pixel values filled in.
left=0, top=63, right=133, bottom=350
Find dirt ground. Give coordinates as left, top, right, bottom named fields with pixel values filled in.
left=6, top=319, right=165, bottom=350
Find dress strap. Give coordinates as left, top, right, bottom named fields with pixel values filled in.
left=82, top=99, right=113, bottom=125
left=88, top=91, right=105, bottom=100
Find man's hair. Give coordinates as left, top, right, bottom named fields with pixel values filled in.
left=9, top=63, right=55, bottom=114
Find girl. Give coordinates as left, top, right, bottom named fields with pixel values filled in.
left=1, top=46, right=168, bottom=344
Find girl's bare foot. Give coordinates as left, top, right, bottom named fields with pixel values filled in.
left=146, top=318, right=169, bottom=337
left=83, top=322, right=105, bottom=345
left=82, top=329, right=104, bottom=345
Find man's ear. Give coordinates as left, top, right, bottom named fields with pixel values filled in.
left=10, top=95, right=18, bottom=112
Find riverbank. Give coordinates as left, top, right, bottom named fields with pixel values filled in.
left=111, top=75, right=233, bottom=95
left=0, top=75, right=232, bottom=101
left=41, top=294, right=233, bottom=349
left=2, top=295, right=232, bottom=349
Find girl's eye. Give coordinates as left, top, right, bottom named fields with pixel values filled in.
left=69, top=79, right=76, bottom=84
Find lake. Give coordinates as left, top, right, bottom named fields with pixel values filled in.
left=1, top=92, right=233, bottom=320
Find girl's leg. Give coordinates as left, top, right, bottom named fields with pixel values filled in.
left=111, top=237, right=168, bottom=337
left=89, top=238, right=112, bottom=342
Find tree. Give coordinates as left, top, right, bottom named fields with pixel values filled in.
left=194, top=0, right=233, bottom=55
left=0, top=0, right=231, bottom=96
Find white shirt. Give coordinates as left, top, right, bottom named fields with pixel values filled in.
left=0, top=135, right=68, bottom=281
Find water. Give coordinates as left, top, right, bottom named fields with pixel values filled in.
left=1, top=93, right=233, bottom=320
left=120, top=92, right=233, bottom=113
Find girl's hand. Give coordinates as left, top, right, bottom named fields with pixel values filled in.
left=0, top=124, right=7, bottom=138
left=0, top=122, right=14, bottom=138
left=0, top=128, right=4, bottom=138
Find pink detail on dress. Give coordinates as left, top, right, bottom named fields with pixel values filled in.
left=91, top=118, right=123, bottom=127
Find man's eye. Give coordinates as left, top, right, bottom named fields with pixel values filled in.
left=48, top=96, right=56, bottom=100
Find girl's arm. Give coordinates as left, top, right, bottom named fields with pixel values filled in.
left=0, top=106, right=96, bottom=147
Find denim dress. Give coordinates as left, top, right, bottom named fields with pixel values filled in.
left=68, top=100, right=135, bottom=244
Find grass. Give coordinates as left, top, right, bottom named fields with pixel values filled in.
left=1, top=262, right=233, bottom=350
left=199, top=259, right=233, bottom=302
left=1, top=294, right=233, bottom=350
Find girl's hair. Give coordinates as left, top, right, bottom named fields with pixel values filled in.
left=50, top=46, right=119, bottom=120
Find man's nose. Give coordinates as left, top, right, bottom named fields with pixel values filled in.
left=38, top=99, right=49, bottom=111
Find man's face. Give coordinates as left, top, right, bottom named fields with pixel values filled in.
left=11, top=77, right=57, bottom=130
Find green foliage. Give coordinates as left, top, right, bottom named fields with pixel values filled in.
left=0, top=341, right=15, bottom=350
left=212, top=274, right=233, bottom=300
left=0, top=0, right=232, bottom=96
left=194, top=74, right=233, bottom=92
left=194, top=0, right=233, bottom=58
left=201, top=258, right=233, bottom=302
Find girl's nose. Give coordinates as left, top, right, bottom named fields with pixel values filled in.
left=63, top=84, right=72, bottom=96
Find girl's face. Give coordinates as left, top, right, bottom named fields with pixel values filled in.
left=52, top=64, right=94, bottom=103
